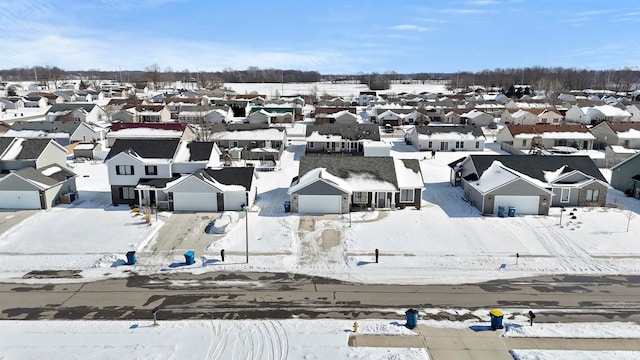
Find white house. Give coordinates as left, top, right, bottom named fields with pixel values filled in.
left=404, top=125, right=485, bottom=152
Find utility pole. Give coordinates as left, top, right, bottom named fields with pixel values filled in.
left=242, top=204, right=249, bottom=263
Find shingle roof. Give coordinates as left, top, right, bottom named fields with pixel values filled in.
left=0, top=138, right=54, bottom=160
left=105, top=139, right=181, bottom=160
left=606, top=121, right=640, bottom=133
left=305, top=124, right=380, bottom=141
left=46, top=103, right=97, bottom=114
left=414, top=124, right=484, bottom=137
left=225, top=123, right=272, bottom=132
left=14, top=165, right=75, bottom=187
left=109, top=122, right=186, bottom=132
left=506, top=124, right=590, bottom=136
left=186, top=142, right=216, bottom=161
left=200, top=167, right=255, bottom=189
left=10, top=120, right=82, bottom=134
left=462, top=155, right=607, bottom=183
left=298, top=156, right=398, bottom=187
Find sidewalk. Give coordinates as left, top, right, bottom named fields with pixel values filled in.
left=349, top=325, right=640, bottom=360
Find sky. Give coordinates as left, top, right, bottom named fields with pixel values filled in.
left=2, top=0, right=640, bottom=74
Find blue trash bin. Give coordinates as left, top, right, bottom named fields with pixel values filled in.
left=490, top=309, right=504, bottom=330
left=184, top=250, right=195, bottom=265
left=284, top=200, right=291, bottom=213
left=405, top=309, right=419, bottom=329
left=497, top=206, right=505, bottom=217
left=508, top=206, right=516, bottom=217
left=126, top=251, right=136, bottom=265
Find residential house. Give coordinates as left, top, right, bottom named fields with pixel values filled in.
left=288, top=156, right=424, bottom=214
left=164, top=97, right=203, bottom=119
left=0, top=164, right=77, bottom=210
left=178, top=106, right=233, bottom=125
left=247, top=109, right=293, bottom=125
left=590, top=121, right=640, bottom=149
left=610, top=152, right=640, bottom=198
left=305, top=124, right=380, bottom=155
left=163, top=167, right=256, bottom=211
left=0, top=97, right=24, bottom=110
left=585, top=105, right=633, bottom=123
left=404, top=125, right=485, bottom=152
left=449, top=155, right=608, bottom=215
left=4, top=120, right=105, bottom=146
left=106, top=122, right=197, bottom=147
left=625, top=104, right=640, bottom=122
left=461, top=109, right=495, bottom=126
left=45, top=103, right=107, bottom=124
left=496, top=124, right=595, bottom=153
left=134, top=105, right=172, bottom=123
left=0, top=137, right=70, bottom=171
left=208, top=124, right=287, bottom=162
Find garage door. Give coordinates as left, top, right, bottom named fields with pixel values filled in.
left=173, top=193, right=218, bottom=212
left=494, top=195, right=539, bottom=215
left=298, top=195, right=341, bottom=214
left=0, top=191, right=41, bottom=209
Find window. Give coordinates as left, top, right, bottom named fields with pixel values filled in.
left=455, top=141, right=463, bottom=149
left=145, top=165, right=157, bottom=176
left=555, top=139, right=568, bottom=147
left=116, top=165, right=134, bottom=175
left=428, top=141, right=432, bottom=148
left=229, top=141, right=238, bottom=148
left=353, top=192, right=368, bottom=203
left=624, top=140, right=630, bottom=147
left=586, top=189, right=600, bottom=202
left=400, top=189, right=414, bottom=203
left=560, top=188, right=570, bottom=203
left=522, top=139, right=527, bottom=147
left=121, top=186, right=135, bottom=200
left=475, top=141, right=480, bottom=149
left=309, top=142, right=314, bottom=148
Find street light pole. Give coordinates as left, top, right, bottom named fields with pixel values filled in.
left=242, top=204, right=248, bottom=263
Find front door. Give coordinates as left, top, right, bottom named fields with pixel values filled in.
left=440, top=142, right=449, bottom=151
left=149, top=190, right=156, bottom=205
left=377, top=192, right=387, bottom=208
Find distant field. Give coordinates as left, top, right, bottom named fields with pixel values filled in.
left=223, top=82, right=449, bottom=98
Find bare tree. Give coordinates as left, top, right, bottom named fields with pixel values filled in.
left=145, top=63, right=161, bottom=91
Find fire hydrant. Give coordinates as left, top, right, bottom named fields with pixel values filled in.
left=353, top=322, right=359, bottom=333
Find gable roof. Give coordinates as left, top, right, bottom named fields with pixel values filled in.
left=10, top=120, right=83, bottom=134
left=0, top=137, right=59, bottom=160
left=298, top=156, right=398, bottom=188
left=184, top=142, right=218, bottom=161
left=105, top=138, right=181, bottom=160
left=604, top=121, right=640, bottom=133
left=414, top=124, right=484, bottom=137
left=109, top=122, right=186, bottom=132
left=506, top=124, right=591, bottom=136
left=14, top=164, right=75, bottom=187
left=305, top=124, right=380, bottom=141
left=453, top=155, right=607, bottom=183
left=46, top=103, right=97, bottom=114
left=199, top=167, right=255, bottom=190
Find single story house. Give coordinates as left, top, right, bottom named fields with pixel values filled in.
left=610, top=152, right=640, bottom=198
left=0, top=164, right=77, bottom=209
left=404, top=125, right=485, bottom=152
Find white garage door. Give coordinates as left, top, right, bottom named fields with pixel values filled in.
left=298, top=195, right=341, bottom=214
left=494, top=195, right=539, bottom=215
left=173, top=193, right=218, bottom=212
left=0, top=191, right=41, bottom=209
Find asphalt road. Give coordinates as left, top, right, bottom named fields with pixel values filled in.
left=2, top=272, right=640, bottom=323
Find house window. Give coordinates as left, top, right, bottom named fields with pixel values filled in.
left=353, top=192, right=368, bottom=203
left=400, top=189, right=414, bottom=203
left=555, top=139, right=568, bottom=147
left=624, top=140, right=630, bottom=147
left=428, top=141, right=432, bottom=148
left=586, top=189, right=600, bottom=202
left=309, top=142, right=314, bottom=149
left=145, top=165, right=158, bottom=175
left=522, top=139, right=527, bottom=147
left=121, top=186, right=135, bottom=200
left=116, top=165, right=134, bottom=175
left=560, top=188, right=570, bottom=203
left=455, top=141, right=463, bottom=149
left=229, top=141, right=238, bottom=148
left=475, top=141, right=480, bottom=149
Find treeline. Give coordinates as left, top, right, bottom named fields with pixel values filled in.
left=1, top=65, right=638, bottom=93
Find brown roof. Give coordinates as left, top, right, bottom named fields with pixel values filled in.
left=234, top=94, right=266, bottom=100
left=135, top=105, right=166, bottom=112
left=506, top=124, right=590, bottom=136
left=606, top=121, right=640, bottom=132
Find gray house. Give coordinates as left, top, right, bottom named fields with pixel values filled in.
left=305, top=123, right=381, bottom=155
left=288, top=156, right=424, bottom=214
left=5, top=120, right=104, bottom=146
left=0, top=164, right=77, bottom=209
left=449, top=155, right=609, bottom=215
left=610, top=152, right=640, bottom=198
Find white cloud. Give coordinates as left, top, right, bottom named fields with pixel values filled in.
left=390, top=24, right=429, bottom=32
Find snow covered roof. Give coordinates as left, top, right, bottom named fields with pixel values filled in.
left=587, top=105, right=631, bottom=117
left=288, top=167, right=351, bottom=195
left=208, top=128, right=286, bottom=141
left=394, top=158, right=424, bottom=189
left=468, top=161, right=551, bottom=194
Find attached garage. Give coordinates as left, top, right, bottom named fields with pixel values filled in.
left=493, top=195, right=540, bottom=215
left=298, top=194, right=342, bottom=214
left=0, top=190, right=41, bottom=209
left=172, top=192, right=218, bottom=212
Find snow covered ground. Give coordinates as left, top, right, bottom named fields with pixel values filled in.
left=223, top=82, right=448, bottom=98
left=1, top=136, right=639, bottom=285
left=1, top=317, right=640, bottom=359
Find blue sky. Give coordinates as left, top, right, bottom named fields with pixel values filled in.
left=2, top=0, right=639, bottom=74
